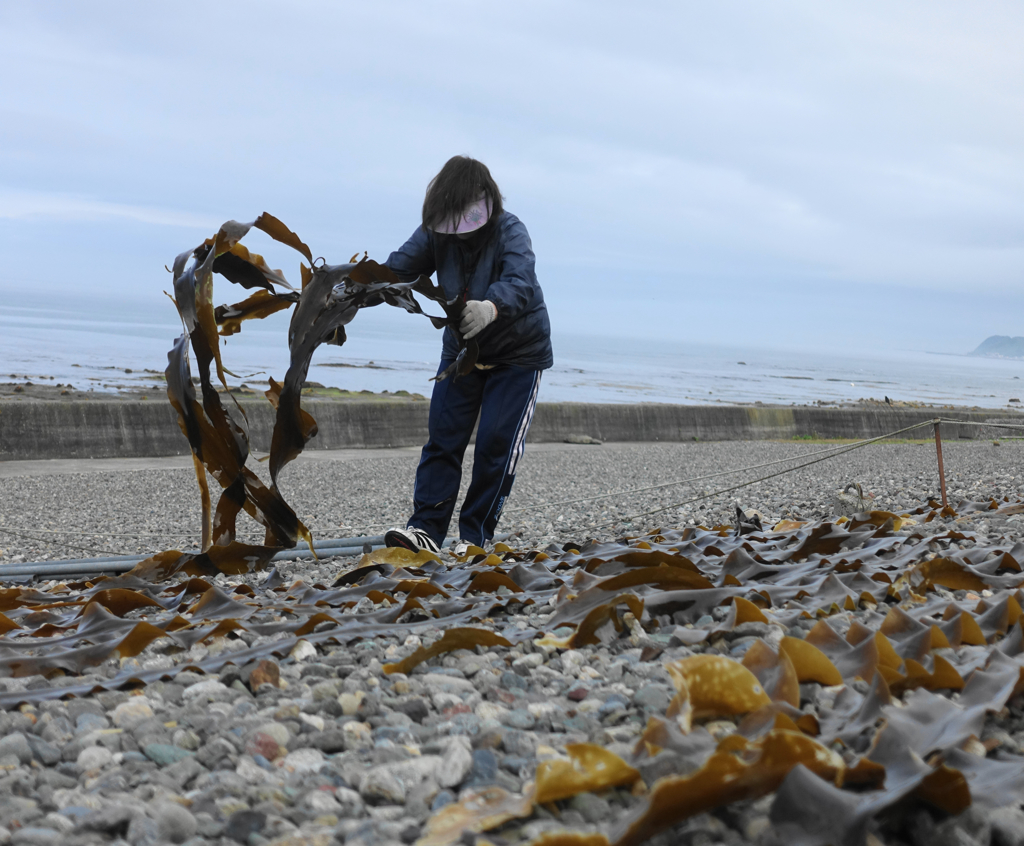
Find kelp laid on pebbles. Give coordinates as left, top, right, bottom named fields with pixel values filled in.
left=0, top=500, right=1022, bottom=844
left=2, top=218, right=1024, bottom=844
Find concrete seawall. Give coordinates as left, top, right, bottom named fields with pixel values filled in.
left=2, top=400, right=1021, bottom=461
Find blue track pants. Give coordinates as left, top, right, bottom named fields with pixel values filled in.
left=408, top=361, right=542, bottom=546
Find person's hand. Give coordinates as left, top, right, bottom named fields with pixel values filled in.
left=459, top=300, right=497, bottom=339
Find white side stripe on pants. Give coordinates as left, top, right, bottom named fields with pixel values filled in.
left=508, top=372, right=541, bottom=477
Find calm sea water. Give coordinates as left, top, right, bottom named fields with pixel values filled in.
left=2, top=301, right=1022, bottom=408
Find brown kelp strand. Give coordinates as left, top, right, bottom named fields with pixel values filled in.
left=160, top=213, right=473, bottom=575
left=0, top=500, right=1024, bottom=843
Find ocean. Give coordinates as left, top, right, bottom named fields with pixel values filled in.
left=2, top=299, right=1022, bottom=409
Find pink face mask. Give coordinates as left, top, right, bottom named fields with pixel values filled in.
left=431, top=197, right=493, bottom=235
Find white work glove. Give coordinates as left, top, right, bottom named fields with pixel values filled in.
left=459, top=300, right=497, bottom=339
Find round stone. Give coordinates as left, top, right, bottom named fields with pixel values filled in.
left=153, top=802, right=197, bottom=845
left=76, top=745, right=113, bottom=771
left=110, top=697, right=155, bottom=730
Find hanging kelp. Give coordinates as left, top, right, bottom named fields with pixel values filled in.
left=160, top=213, right=468, bottom=575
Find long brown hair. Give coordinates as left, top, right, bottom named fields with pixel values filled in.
left=422, top=156, right=504, bottom=237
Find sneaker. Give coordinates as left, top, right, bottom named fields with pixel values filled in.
left=384, top=527, right=441, bottom=554
left=452, top=539, right=484, bottom=557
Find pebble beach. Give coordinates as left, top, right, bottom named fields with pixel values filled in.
left=0, top=439, right=1023, bottom=846
left=1, top=439, right=1020, bottom=564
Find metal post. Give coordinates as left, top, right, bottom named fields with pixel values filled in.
left=934, top=419, right=948, bottom=509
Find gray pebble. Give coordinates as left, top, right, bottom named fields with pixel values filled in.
left=25, top=736, right=60, bottom=767
left=990, top=806, right=1024, bottom=846
left=632, top=685, right=672, bottom=713
left=153, top=802, right=198, bottom=844
left=499, top=709, right=536, bottom=730
left=126, top=814, right=160, bottom=845
left=501, top=730, right=537, bottom=759
left=500, top=671, right=528, bottom=691
left=74, top=713, right=108, bottom=735
left=393, top=698, right=429, bottom=723
left=429, top=791, right=454, bottom=812
left=10, top=828, right=61, bottom=846
left=143, top=743, right=194, bottom=766
left=359, top=767, right=407, bottom=805
left=0, top=734, right=33, bottom=766
left=435, top=739, right=473, bottom=790
left=464, top=749, right=498, bottom=787
left=223, top=810, right=266, bottom=844
left=76, top=804, right=136, bottom=835
left=723, top=622, right=771, bottom=641
left=568, top=792, right=612, bottom=824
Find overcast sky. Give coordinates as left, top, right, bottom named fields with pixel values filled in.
left=2, top=1, right=1022, bottom=354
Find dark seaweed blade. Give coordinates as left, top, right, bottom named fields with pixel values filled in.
left=167, top=242, right=309, bottom=557
left=211, top=251, right=279, bottom=292
left=268, top=260, right=452, bottom=486
left=161, top=214, right=501, bottom=576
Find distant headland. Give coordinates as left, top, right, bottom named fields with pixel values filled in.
left=970, top=336, right=1024, bottom=360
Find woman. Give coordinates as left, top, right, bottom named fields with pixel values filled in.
left=383, top=156, right=553, bottom=555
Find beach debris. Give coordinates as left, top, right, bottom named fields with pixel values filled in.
left=733, top=505, right=763, bottom=535
left=832, top=482, right=872, bottom=517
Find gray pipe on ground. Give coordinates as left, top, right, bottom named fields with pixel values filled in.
left=0, top=534, right=508, bottom=579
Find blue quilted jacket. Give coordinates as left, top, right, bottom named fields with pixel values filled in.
left=385, top=212, right=553, bottom=370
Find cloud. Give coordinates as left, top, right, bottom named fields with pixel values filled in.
left=1, top=1, right=1023, bottom=353
left=0, top=188, right=221, bottom=229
